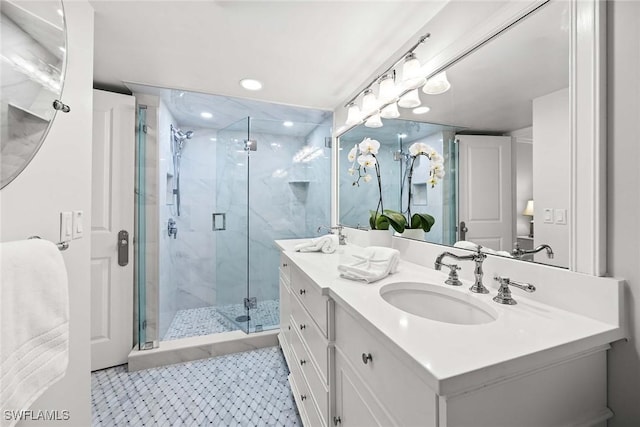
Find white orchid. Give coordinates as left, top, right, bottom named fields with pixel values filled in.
left=348, top=168, right=356, bottom=176
left=357, top=154, right=376, bottom=168
left=408, top=142, right=434, bottom=156
left=363, top=174, right=372, bottom=183
left=358, top=137, right=380, bottom=155
left=347, top=144, right=358, bottom=162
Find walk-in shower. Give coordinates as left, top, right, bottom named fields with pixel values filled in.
left=133, top=86, right=332, bottom=353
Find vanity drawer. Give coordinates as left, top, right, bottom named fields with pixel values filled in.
left=334, top=304, right=436, bottom=426
left=279, top=278, right=292, bottom=350
left=289, top=332, right=328, bottom=427
left=289, top=315, right=329, bottom=423
left=290, top=289, right=329, bottom=382
left=291, top=265, right=329, bottom=336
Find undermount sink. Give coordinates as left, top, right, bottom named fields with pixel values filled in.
left=380, top=282, right=498, bottom=325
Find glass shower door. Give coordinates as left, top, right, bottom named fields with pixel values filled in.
left=215, top=118, right=250, bottom=333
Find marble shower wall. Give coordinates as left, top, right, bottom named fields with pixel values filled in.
left=215, top=122, right=332, bottom=308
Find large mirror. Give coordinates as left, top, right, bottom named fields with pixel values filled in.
left=1, top=0, right=67, bottom=188
left=338, top=1, right=571, bottom=268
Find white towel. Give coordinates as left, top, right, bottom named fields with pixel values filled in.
left=338, top=246, right=400, bottom=283
left=0, top=239, right=69, bottom=427
left=294, top=235, right=338, bottom=254
left=453, top=241, right=513, bottom=258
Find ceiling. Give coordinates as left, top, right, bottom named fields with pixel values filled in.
left=90, top=0, right=447, bottom=111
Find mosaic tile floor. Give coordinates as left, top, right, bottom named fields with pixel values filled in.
left=91, top=346, right=301, bottom=427
left=164, top=300, right=280, bottom=341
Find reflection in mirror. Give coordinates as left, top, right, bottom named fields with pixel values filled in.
left=1, top=0, right=66, bottom=188
left=338, top=1, right=569, bottom=268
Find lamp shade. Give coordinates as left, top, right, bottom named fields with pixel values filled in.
left=345, top=103, right=361, bottom=126
left=362, top=89, right=377, bottom=114
left=378, top=74, right=397, bottom=102
left=398, top=88, right=421, bottom=108
left=522, top=200, right=534, bottom=216
left=402, top=53, right=426, bottom=89
left=380, top=102, right=400, bottom=119
left=364, top=112, right=383, bottom=128
left=422, top=71, right=451, bottom=95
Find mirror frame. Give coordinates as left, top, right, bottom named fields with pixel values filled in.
left=331, top=0, right=606, bottom=276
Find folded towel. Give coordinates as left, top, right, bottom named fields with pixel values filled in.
left=294, top=235, right=338, bottom=254
left=453, top=241, right=513, bottom=257
left=0, top=239, right=69, bottom=427
left=338, top=246, right=400, bottom=283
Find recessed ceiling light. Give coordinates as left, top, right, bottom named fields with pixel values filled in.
left=200, top=112, right=213, bottom=119
left=412, top=106, right=431, bottom=114
left=240, top=79, right=263, bottom=91
left=283, top=121, right=293, bottom=127
left=210, top=137, right=217, bottom=141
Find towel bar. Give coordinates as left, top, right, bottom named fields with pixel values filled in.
left=28, top=236, right=69, bottom=251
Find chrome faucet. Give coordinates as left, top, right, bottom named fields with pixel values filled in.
left=493, top=275, right=536, bottom=305
left=317, top=225, right=346, bottom=245
left=511, top=242, right=554, bottom=259
left=435, top=246, right=489, bottom=294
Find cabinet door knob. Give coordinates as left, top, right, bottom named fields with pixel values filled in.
left=362, top=353, right=373, bottom=364
left=299, top=289, right=306, bottom=295
left=299, top=324, right=306, bottom=330
left=300, top=394, right=307, bottom=401
left=300, top=359, right=306, bottom=365
left=282, top=263, right=288, bottom=267
left=333, top=416, right=342, bottom=425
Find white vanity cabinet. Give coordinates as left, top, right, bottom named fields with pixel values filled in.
left=278, top=254, right=333, bottom=427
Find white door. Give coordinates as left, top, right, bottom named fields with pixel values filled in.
left=457, top=135, right=512, bottom=252
left=91, top=90, right=135, bottom=371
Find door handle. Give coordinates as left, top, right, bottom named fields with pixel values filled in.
left=118, top=230, right=129, bottom=266
left=459, top=221, right=468, bottom=241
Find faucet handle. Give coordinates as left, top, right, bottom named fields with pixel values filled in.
left=441, top=263, right=462, bottom=286
left=493, top=275, right=536, bottom=305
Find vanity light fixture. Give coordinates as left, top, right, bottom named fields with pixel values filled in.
left=342, top=33, right=430, bottom=130
left=240, top=78, right=263, bottom=91
left=422, top=71, right=451, bottom=95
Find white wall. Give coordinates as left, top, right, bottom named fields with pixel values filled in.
left=607, top=1, right=640, bottom=425
left=0, top=2, right=93, bottom=425
left=532, top=88, right=570, bottom=267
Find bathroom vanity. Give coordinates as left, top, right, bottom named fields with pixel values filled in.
left=276, top=239, right=624, bottom=427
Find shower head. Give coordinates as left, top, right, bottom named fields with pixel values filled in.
left=173, top=127, right=195, bottom=141
left=185, top=130, right=194, bottom=139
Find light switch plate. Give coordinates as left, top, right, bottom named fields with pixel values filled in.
left=72, top=210, right=84, bottom=239
left=555, top=208, right=567, bottom=225
left=60, top=211, right=73, bottom=242
left=543, top=208, right=554, bottom=224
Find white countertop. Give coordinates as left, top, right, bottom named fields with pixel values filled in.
left=276, top=239, right=623, bottom=396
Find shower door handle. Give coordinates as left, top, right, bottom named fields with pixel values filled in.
left=118, top=230, right=129, bottom=266
left=212, top=213, right=226, bottom=231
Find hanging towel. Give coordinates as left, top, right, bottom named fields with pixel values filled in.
left=338, top=246, right=400, bottom=283
left=0, top=239, right=69, bottom=427
left=293, top=235, right=339, bottom=254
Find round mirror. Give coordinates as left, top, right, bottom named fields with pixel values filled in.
left=1, top=0, right=67, bottom=188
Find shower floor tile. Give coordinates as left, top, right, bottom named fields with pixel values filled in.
left=164, top=300, right=280, bottom=341
left=91, top=346, right=301, bottom=427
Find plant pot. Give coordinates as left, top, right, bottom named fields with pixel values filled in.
left=397, top=228, right=425, bottom=241
left=366, top=229, right=393, bottom=247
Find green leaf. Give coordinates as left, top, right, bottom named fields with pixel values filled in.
left=382, top=210, right=407, bottom=233
left=410, top=213, right=435, bottom=232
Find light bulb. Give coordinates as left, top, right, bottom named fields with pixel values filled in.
left=423, top=71, right=451, bottom=95
left=402, top=53, right=426, bottom=89
left=380, top=102, right=400, bottom=119
left=397, top=89, right=422, bottom=108
left=365, top=113, right=383, bottom=128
